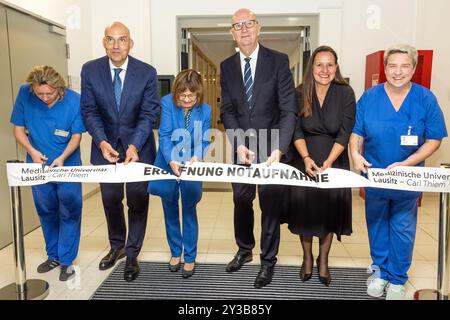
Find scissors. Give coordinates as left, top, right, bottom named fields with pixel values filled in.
left=41, top=156, right=47, bottom=172
left=114, top=157, right=125, bottom=172
left=310, top=162, right=322, bottom=177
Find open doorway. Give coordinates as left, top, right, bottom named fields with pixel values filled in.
left=189, top=27, right=306, bottom=131
left=178, top=14, right=319, bottom=131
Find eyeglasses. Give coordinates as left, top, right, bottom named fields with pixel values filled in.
left=104, top=36, right=131, bottom=47
left=34, top=89, right=58, bottom=100
left=178, top=93, right=197, bottom=101
left=231, top=19, right=257, bottom=31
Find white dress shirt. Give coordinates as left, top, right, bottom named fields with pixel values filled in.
left=239, top=43, right=259, bottom=83
left=109, top=57, right=128, bottom=90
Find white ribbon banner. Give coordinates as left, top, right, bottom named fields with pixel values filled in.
left=5, top=162, right=450, bottom=193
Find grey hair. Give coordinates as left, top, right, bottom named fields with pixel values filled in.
left=384, top=44, right=418, bottom=67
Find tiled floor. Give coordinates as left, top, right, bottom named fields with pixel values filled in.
left=0, top=190, right=441, bottom=300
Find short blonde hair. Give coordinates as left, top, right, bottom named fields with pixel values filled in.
left=172, top=69, right=204, bottom=107
left=26, top=65, right=66, bottom=99
left=384, top=44, right=418, bottom=68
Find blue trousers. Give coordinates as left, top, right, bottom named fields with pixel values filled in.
left=151, top=179, right=202, bottom=263
left=365, top=193, right=419, bottom=285
left=31, top=182, right=82, bottom=266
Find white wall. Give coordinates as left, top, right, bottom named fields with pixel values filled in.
left=150, top=0, right=344, bottom=75
left=89, top=0, right=151, bottom=63
left=66, top=0, right=98, bottom=195
left=4, top=0, right=69, bottom=25
left=415, top=0, right=450, bottom=166
left=4, top=0, right=93, bottom=86
left=340, top=0, right=419, bottom=98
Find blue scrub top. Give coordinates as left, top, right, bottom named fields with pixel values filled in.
left=10, top=84, right=86, bottom=166
left=353, top=83, right=447, bottom=199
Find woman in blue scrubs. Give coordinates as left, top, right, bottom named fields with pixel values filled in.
left=10, top=66, right=85, bottom=281
left=148, top=70, right=211, bottom=278
left=350, top=45, right=447, bottom=299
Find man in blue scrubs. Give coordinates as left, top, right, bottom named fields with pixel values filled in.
left=10, top=65, right=85, bottom=281
left=350, top=45, right=447, bottom=299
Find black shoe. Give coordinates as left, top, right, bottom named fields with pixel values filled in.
left=316, top=256, right=331, bottom=287
left=99, top=248, right=125, bottom=271
left=225, top=252, right=253, bottom=273
left=168, top=257, right=181, bottom=272
left=254, top=265, right=274, bottom=289
left=59, top=265, right=76, bottom=281
left=37, top=259, right=60, bottom=273
left=300, top=254, right=313, bottom=282
left=124, top=257, right=140, bottom=282
left=182, top=262, right=195, bottom=279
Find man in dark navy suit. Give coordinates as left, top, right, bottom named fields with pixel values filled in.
left=220, top=9, right=298, bottom=288
left=80, top=22, right=160, bottom=282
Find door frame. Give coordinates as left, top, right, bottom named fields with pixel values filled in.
left=177, top=13, right=319, bottom=73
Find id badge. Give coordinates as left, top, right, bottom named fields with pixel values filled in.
left=401, top=135, right=418, bottom=146
left=54, top=129, right=70, bottom=137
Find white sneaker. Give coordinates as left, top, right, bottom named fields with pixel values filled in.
left=385, top=283, right=406, bottom=300
left=367, top=278, right=389, bottom=297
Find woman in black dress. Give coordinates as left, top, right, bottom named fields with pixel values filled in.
left=289, top=46, right=355, bottom=286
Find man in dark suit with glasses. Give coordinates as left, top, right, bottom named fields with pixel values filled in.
left=220, top=8, right=298, bottom=288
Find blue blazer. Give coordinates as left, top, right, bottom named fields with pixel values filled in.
left=148, top=94, right=211, bottom=201
left=80, top=55, right=160, bottom=165
left=158, top=94, right=211, bottom=166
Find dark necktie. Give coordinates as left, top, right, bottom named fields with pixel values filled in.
left=113, top=68, right=123, bottom=110
left=244, top=57, right=253, bottom=107
left=184, top=108, right=192, bottom=130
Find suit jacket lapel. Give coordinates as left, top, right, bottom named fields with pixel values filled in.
left=231, top=53, right=249, bottom=112
left=176, top=105, right=184, bottom=130
left=230, top=53, right=248, bottom=109
left=190, top=106, right=202, bottom=133
left=101, top=57, right=118, bottom=115
left=119, top=56, right=135, bottom=117
left=250, top=45, right=268, bottom=112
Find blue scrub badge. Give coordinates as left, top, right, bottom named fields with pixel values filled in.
left=401, top=126, right=418, bottom=146
left=54, top=129, right=70, bottom=138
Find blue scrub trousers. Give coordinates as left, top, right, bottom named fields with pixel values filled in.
left=160, top=180, right=202, bottom=263
left=365, top=192, right=419, bottom=285
left=31, top=182, right=82, bottom=266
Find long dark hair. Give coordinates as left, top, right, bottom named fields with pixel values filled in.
left=301, top=46, right=348, bottom=118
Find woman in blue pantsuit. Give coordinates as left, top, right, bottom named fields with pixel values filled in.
left=350, top=44, right=447, bottom=299
left=148, top=69, right=211, bottom=278
left=10, top=66, right=85, bottom=281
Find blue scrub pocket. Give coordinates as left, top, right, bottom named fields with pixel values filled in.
left=53, top=130, right=71, bottom=144
left=413, top=122, right=426, bottom=146
left=51, top=121, right=71, bottom=144
left=400, top=144, right=419, bottom=158
left=400, top=123, right=424, bottom=157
